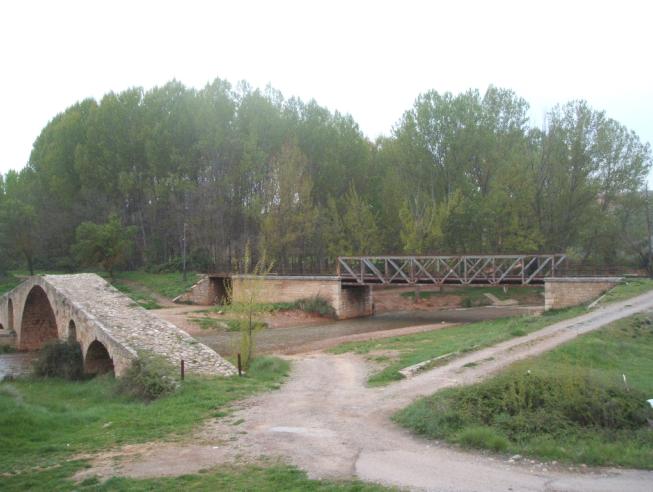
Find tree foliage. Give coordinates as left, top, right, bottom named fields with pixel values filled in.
left=72, top=215, right=136, bottom=278
left=0, top=79, right=651, bottom=273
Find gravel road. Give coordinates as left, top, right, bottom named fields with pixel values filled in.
left=82, top=292, right=653, bottom=491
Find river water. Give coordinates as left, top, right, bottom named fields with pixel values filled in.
left=0, top=352, right=35, bottom=380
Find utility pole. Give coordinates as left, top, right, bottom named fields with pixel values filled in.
left=645, top=185, right=653, bottom=277
left=182, top=190, right=189, bottom=282
left=182, top=221, right=187, bottom=281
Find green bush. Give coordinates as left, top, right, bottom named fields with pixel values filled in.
left=294, top=296, right=336, bottom=317
left=396, top=370, right=653, bottom=445
left=32, top=340, right=84, bottom=380
left=454, top=371, right=652, bottom=433
left=117, top=352, right=179, bottom=402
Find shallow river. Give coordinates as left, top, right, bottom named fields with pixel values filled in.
left=0, top=352, right=36, bottom=380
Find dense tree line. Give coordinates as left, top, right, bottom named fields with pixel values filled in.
left=0, top=79, right=651, bottom=275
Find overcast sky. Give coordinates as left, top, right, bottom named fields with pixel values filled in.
left=1, top=0, right=651, bottom=178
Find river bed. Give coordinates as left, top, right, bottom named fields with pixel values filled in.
left=193, top=305, right=541, bottom=356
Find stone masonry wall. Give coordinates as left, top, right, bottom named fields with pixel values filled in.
left=231, top=275, right=373, bottom=319
left=173, top=276, right=229, bottom=305
left=174, top=276, right=211, bottom=305
left=544, top=277, right=622, bottom=311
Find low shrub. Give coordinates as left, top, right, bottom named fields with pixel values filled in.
left=455, top=371, right=652, bottom=433
left=396, top=370, right=653, bottom=445
left=117, top=352, right=179, bottom=401
left=226, top=319, right=267, bottom=332
left=32, top=340, right=85, bottom=380
left=294, top=296, right=336, bottom=317
left=0, top=345, right=17, bottom=354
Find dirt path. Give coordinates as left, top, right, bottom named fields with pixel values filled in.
left=80, top=292, right=653, bottom=491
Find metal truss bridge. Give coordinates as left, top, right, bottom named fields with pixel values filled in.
left=336, top=254, right=567, bottom=286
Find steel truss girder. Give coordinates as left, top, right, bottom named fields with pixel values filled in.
left=336, top=254, right=566, bottom=286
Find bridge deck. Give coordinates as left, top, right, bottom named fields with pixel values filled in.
left=337, top=255, right=566, bottom=286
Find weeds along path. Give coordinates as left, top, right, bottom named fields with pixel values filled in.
left=82, top=291, right=653, bottom=491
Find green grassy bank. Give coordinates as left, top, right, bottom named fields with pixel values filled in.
left=394, top=314, right=653, bottom=468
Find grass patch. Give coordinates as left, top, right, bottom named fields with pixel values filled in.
left=331, top=307, right=584, bottom=386
left=188, top=317, right=227, bottom=330
left=188, top=316, right=267, bottom=332
left=394, top=314, right=653, bottom=468
left=111, top=280, right=162, bottom=309
left=0, top=356, right=289, bottom=473
left=114, top=271, right=200, bottom=299
left=455, top=426, right=509, bottom=452
left=0, top=274, right=22, bottom=295
left=400, top=286, right=543, bottom=306
left=1, top=462, right=389, bottom=492
left=599, top=277, right=653, bottom=304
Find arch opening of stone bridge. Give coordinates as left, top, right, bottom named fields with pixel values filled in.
left=84, top=340, right=114, bottom=375
left=20, top=286, right=58, bottom=350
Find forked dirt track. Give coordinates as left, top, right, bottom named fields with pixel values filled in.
left=82, top=292, right=653, bottom=491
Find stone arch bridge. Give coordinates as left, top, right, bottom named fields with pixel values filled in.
left=0, top=274, right=236, bottom=377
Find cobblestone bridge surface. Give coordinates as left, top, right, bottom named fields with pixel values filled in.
left=0, top=274, right=236, bottom=377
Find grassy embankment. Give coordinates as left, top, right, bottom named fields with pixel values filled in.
left=4, top=462, right=388, bottom=492
left=401, top=285, right=543, bottom=307
left=0, top=357, right=374, bottom=491
left=0, top=356, right=387, bottom=491
left=394, top=313, right=653, bottom=468
left=0, top=357, right=288, bottom=472
left=110, top=271, right=200, bottom=310
left=0, top=274, right=22, bottom=296
left=332, top=278, right=653, bottom=386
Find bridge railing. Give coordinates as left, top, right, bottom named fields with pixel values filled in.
left=336, top=254, right=567, bottom=286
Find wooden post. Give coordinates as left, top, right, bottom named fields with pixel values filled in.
left=237, top=353, right=242, bottom=376
left=180, top=359, right=185, bottom=380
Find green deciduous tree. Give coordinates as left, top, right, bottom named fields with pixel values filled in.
left=0, top=199, right=38, bottom=275
left=259, top=140, right=318, bottom=272
left=1, top=78, right=650, bottom=274
left=72, top=215, right=136, bottom=278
